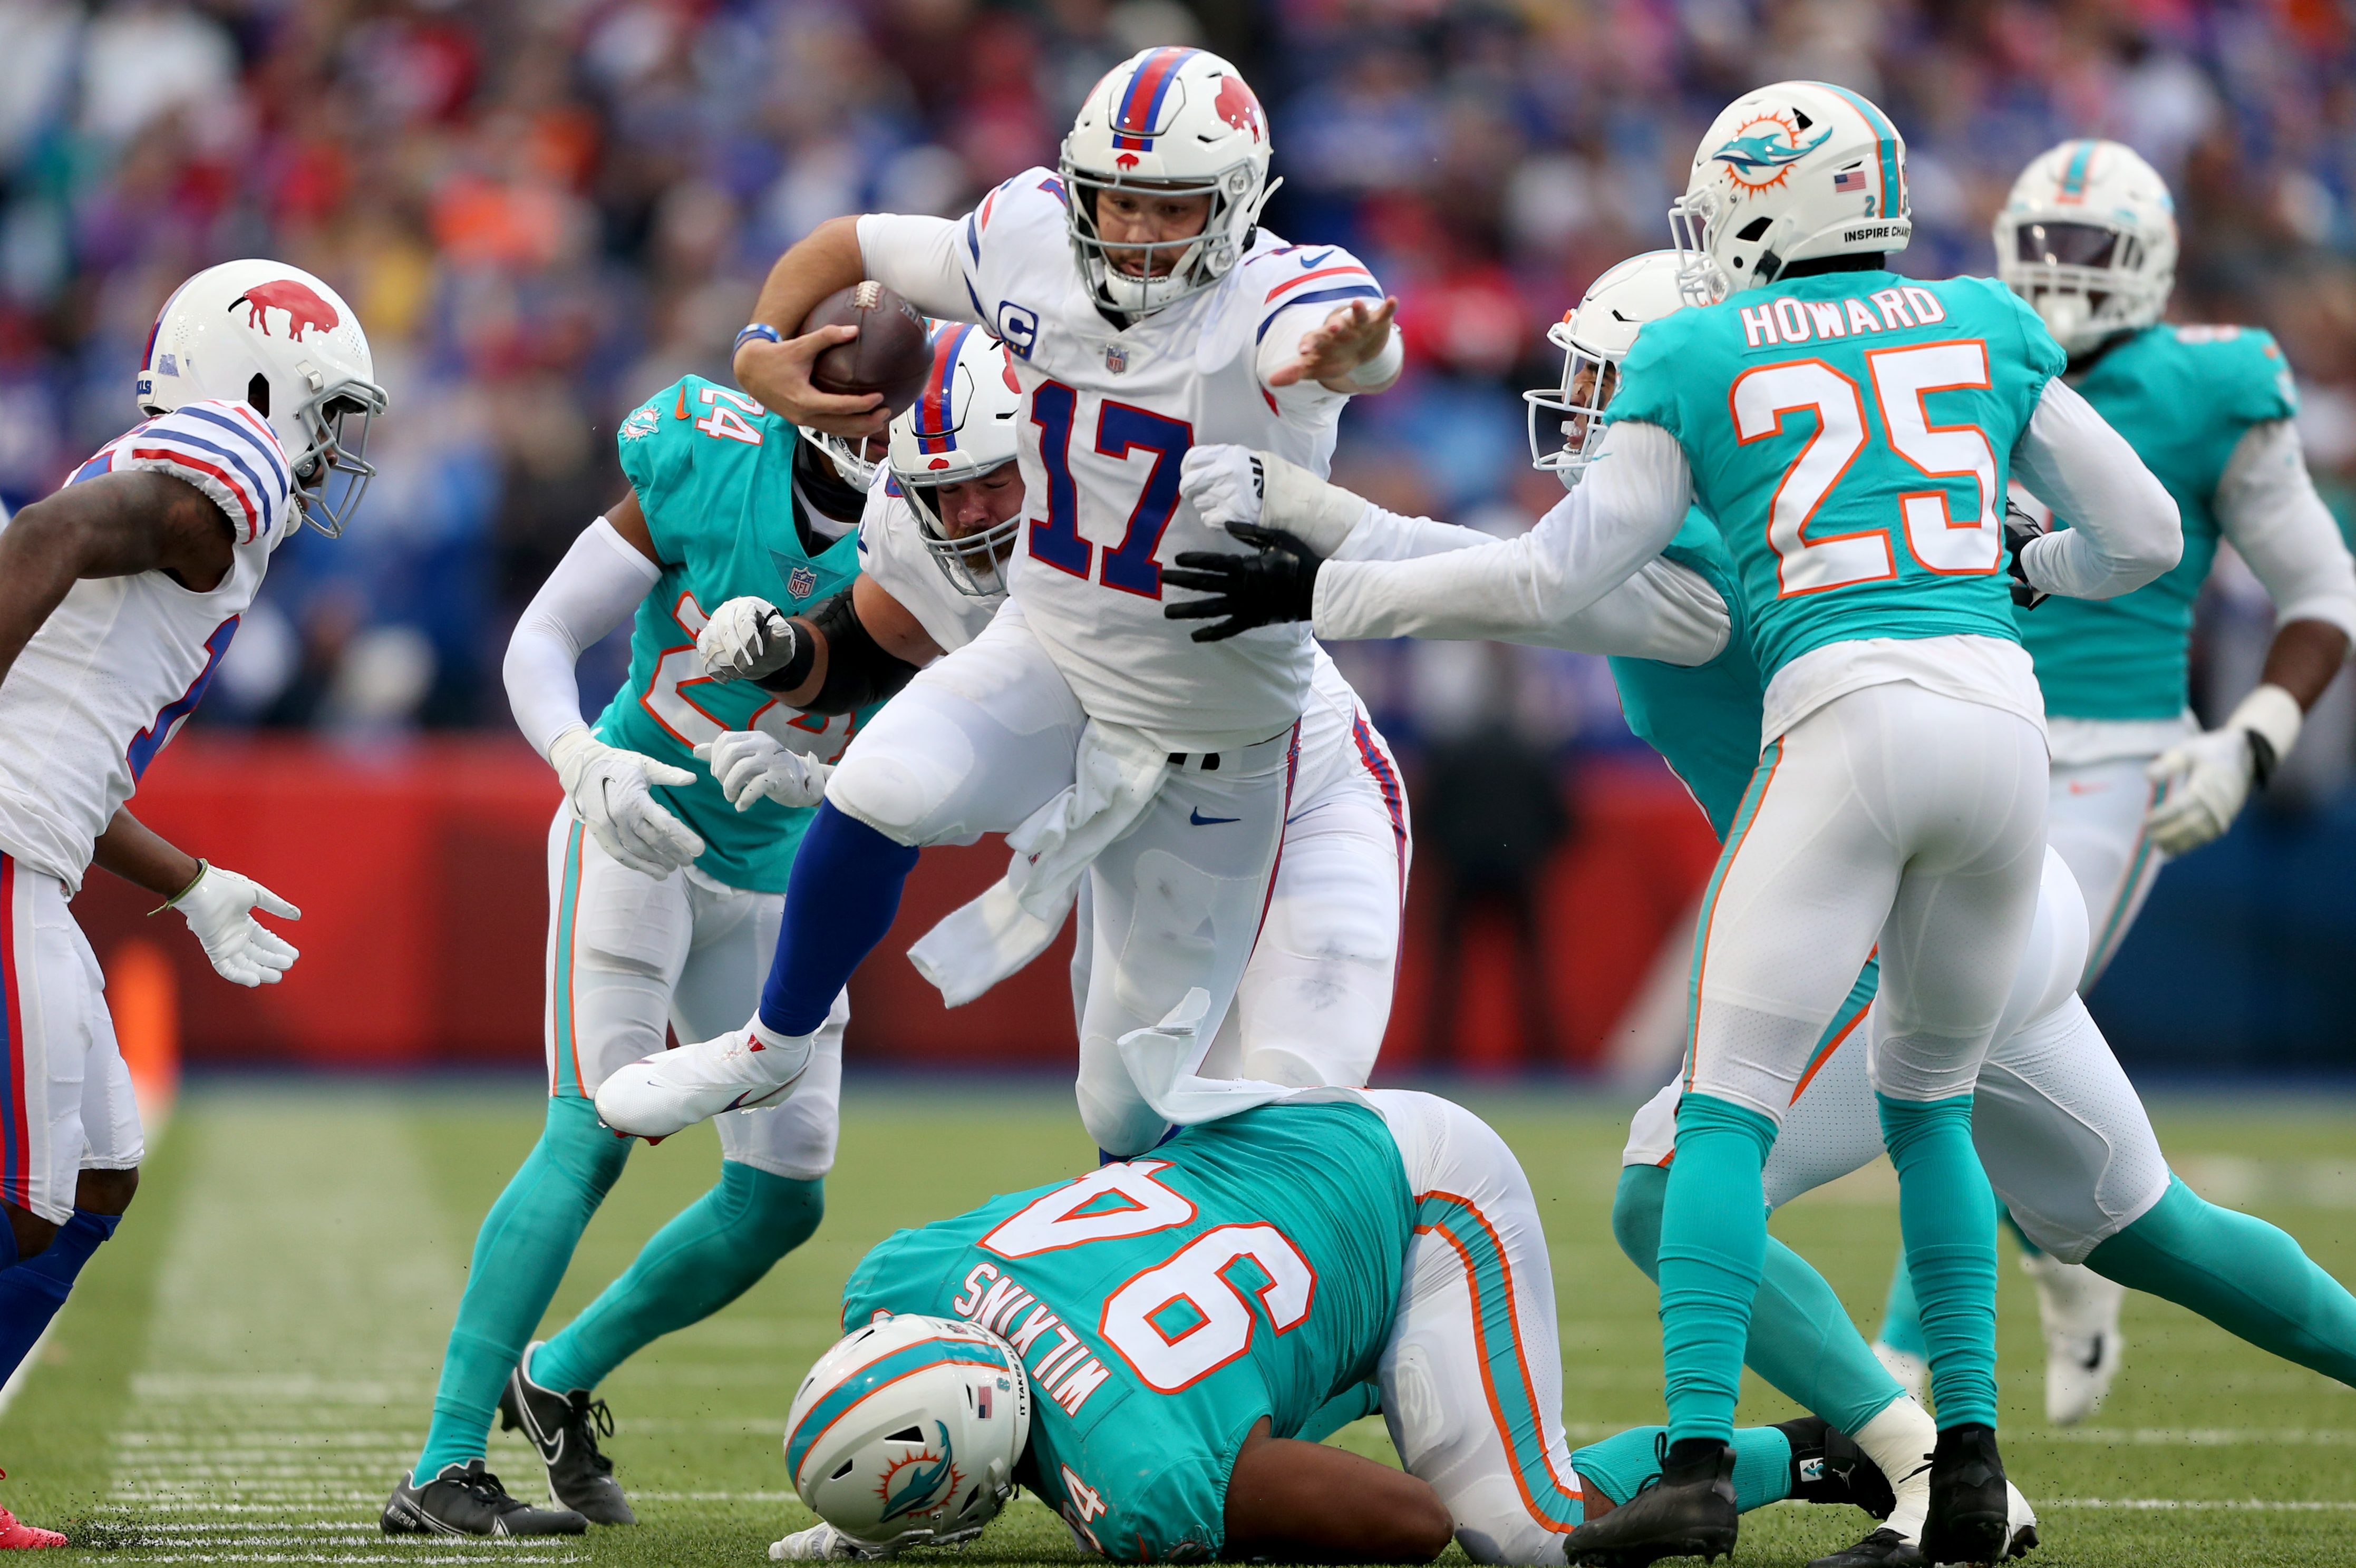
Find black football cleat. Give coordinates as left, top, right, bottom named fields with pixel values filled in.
left=1779, top=1417, right=1897, bottom=1520
left=381, top=1461, right=587, bottom=1536
left=1565, top=1438, right=1738, bottom=1567
left=1810, top=1526, right=1925, bottom=1568
left=499, top=1341, right=636, bottom=1524
left=1919, top=1424, right=2010, bottom=1566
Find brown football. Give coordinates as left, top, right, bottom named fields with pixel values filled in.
left=801, top=281, right=934, bottom=415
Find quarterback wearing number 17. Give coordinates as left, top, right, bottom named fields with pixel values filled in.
left=595, top=47, right=1404, bottom=1158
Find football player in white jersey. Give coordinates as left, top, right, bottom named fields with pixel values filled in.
left=0, top=259, right=382, bottom=1545
left=594, top=47, right=1413, bottom=1156
left=697, top=321, right=1412, bottom=1093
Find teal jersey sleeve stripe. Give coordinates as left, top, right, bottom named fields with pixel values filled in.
left=1413, top=1193, right=1587, bottom=1531
left=1811, top=81, right=1902, bottom=212
left=783, top=1339, right=1010, bottom=1478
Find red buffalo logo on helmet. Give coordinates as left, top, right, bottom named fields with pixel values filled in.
left=1214, top=75, right=1263, bottom=143
left=1114, top=152, right=1140, bottom=171
left=234, top=279, right=340, bottom=340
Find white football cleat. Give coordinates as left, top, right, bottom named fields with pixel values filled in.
left=2021, top=1250, right=2125, bottom=1425
left=771, top=1523, right=892, bottom=1561
left=1870, top=1341, right=1928, bottom=1404
left=593, top=1018, right=813, bottom=1140
left=2002, top=1478, right=2040, bottom=1559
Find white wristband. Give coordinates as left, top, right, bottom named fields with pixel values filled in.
left=2228, top=682, right=2303, bottom=768
left=1257, top=449, right=1378, bottom=556
left=1341, top=326, right=1402, bottom=389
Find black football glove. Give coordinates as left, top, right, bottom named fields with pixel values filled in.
left=1161, top=522, right=1325, bottom=642
left=2004, top=498, right=2050, bottom=610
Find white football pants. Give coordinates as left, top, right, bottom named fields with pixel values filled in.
left=826, top=602, right=1301, bottom=1156
left=2046, top=754, right=2169, bottom=988
left=0, top=853, right=143, bottom=1225
left=1072, top=683, right=1412, bottom=1093
left=1689, top=681, right=2049, bottom=1116
left=542, top=807, right=845, bottom=1180
left=1365, top=1089, right=1585, bottom=1566
left=1625, top=848, right=2173, bottom=1262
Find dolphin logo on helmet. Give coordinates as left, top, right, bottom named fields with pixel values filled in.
left=876, top=1426, right=959, bottom=1522
left=1712, top=123, right=1833, bottom=182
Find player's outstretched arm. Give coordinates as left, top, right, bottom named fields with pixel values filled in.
left=0, top=470, right=231, bottom=690
left=2141, top=418, right=2356, bottom=853
left=1263, top=296, right=1403, bottom=395
left=1223, top=1418, right=1455, bottom=1563
left=93, top=809, right=300, bottom=988
left=2010, top=377, right=2181, bottom=600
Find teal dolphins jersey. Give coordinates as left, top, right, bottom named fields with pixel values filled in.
left=1605, top=510, right=1881, bottom=1030
left=840, top=1101, right=1415, bottom=1563
left=593, top=377, right=874, bottom=893
left=2018, top=324, right=2299, bottom=721
left=1608, top=271, right=2068, bottom=681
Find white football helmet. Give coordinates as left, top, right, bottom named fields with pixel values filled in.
left=783, top=1315, right=1031, bottom=1554
left=138, top=259, right=385, bottom=540
left=1669, top=81, right=1911, bottom=306
left=1526, top=250, right=1688, bottom=487
left=1059, top=46, right=1276, bottom=315
left=802, top=428, right=886, bottom=492
left=887, top=323, right=1023, bottom=598
left=1994, top=139, right=2177, bottom=357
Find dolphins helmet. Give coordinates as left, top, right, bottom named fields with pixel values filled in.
left=138, top=259, right=386, bottom=541
left=887, top=323, right=1024, bottom=598
left=783, top=1314, right=1031, bottom=1553
left=1526, top=250, right=1688, bottom=487
left=1669, top=81, right=1911, bottom=307
left=1994, top=139, right=2177, bottom=357
left=1059, top=46, right=1277, bottom=315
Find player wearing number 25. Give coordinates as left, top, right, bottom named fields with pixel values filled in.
left=596, top=46, right=1405, bottom=1162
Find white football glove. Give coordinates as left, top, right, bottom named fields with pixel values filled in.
left=170, top=862, right=300, bottom=987
left=549, top=726, right=706, bottom=877
left=2143, top=683, right=2304, bottom=855
left=694, top=730, right=833, bottom=811
left=698, top=595, right=798, bottom=683
left=771, top=1524, right=893, bottom=1561
left=1177, top=445, right=1371, bottom=554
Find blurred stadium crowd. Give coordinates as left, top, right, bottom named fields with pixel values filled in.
left=1, top=0, right=2352, bottom=760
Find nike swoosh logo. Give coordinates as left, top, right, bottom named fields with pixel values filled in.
left=1189, top=809, right=1240, bottom=826
left=1298, top=248, right=1334, bottom=269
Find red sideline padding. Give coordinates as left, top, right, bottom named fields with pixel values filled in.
left=72, top=736, right=1717, bottom=1070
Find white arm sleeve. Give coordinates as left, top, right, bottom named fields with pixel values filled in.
left=503, top=519, right=662, bottom=762
left=1311, top=424, right=1722, bottom=663
left=2011, top=376, right=2183, bottom=599
left=2214, top=420, right=2356, bottom=644
left=853, top=213, right=977, bottom=323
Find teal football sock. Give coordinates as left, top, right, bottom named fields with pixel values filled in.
left=1614, top=1165, right=1903, bottom=1435
left=1656, top=1094, right=1778, bottom=1444
left=1296, top=1380, right=1381, bottom=1445
left=1572, top=1425, right=1795, bottom=1514
left=1873, top=1251, right=1927, bottom=1360
left=2088, top=1174, right=2356, bottom=1387
left=532, top=1162, right=823, bottom=1396
left=414, top=1096, right=629, bottom=1477
left=1877, top=1093, right=1998, bottom=1428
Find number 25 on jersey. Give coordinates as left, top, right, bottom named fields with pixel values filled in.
left=1734, top=339, right=2000, bottom=597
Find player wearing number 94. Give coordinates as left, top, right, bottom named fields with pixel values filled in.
left=1172, top=81, right=2183, bottom=1567
left=773, top=1092, right=1905, bottom=1565
left=596, top=46, right=1407, bottom=1161
left=384, top=380, right=881, bottom=1537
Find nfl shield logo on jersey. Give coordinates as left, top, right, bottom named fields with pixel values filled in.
left=787, top=564, right=818, bottom=599
left=1104, top=344, right=1128, bottom=375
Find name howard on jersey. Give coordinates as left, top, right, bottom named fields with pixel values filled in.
left=1735, top=283, right=1953, bottom=348
left=948, top=1264, right=1115, bottom=1417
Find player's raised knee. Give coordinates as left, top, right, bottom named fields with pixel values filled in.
left=824, top=749, right=957, bottom=846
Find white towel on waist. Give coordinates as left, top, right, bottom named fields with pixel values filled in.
left=908, top=720, right=1170, bottom=1006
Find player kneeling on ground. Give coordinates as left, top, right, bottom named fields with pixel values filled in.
left=0, top=260, right=381, bottom=1548
left=770, top=1092, right=1899, bottom=1565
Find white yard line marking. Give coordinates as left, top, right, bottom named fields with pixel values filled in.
left=2046, top=1499, right=2356, bottom=1511
left=2029, top=1428, right=2356, bottom=1446
left=0, top=1322, right=53, bottom=1421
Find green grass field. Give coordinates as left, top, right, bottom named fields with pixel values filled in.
left=6, top=1079, right=2356, bottom=1566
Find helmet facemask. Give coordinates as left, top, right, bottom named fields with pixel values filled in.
left=1524, top=320, right=1622, bottom=488
left=2000, top=218, right=2163, bottom=356
left=905, top=459, right=1022, bottom=598
left=1060, top=158, right=1268, bottom=315
left=289, top=375, right=387, bottom=539
left=1667, top=188, right=1733, bottom=308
